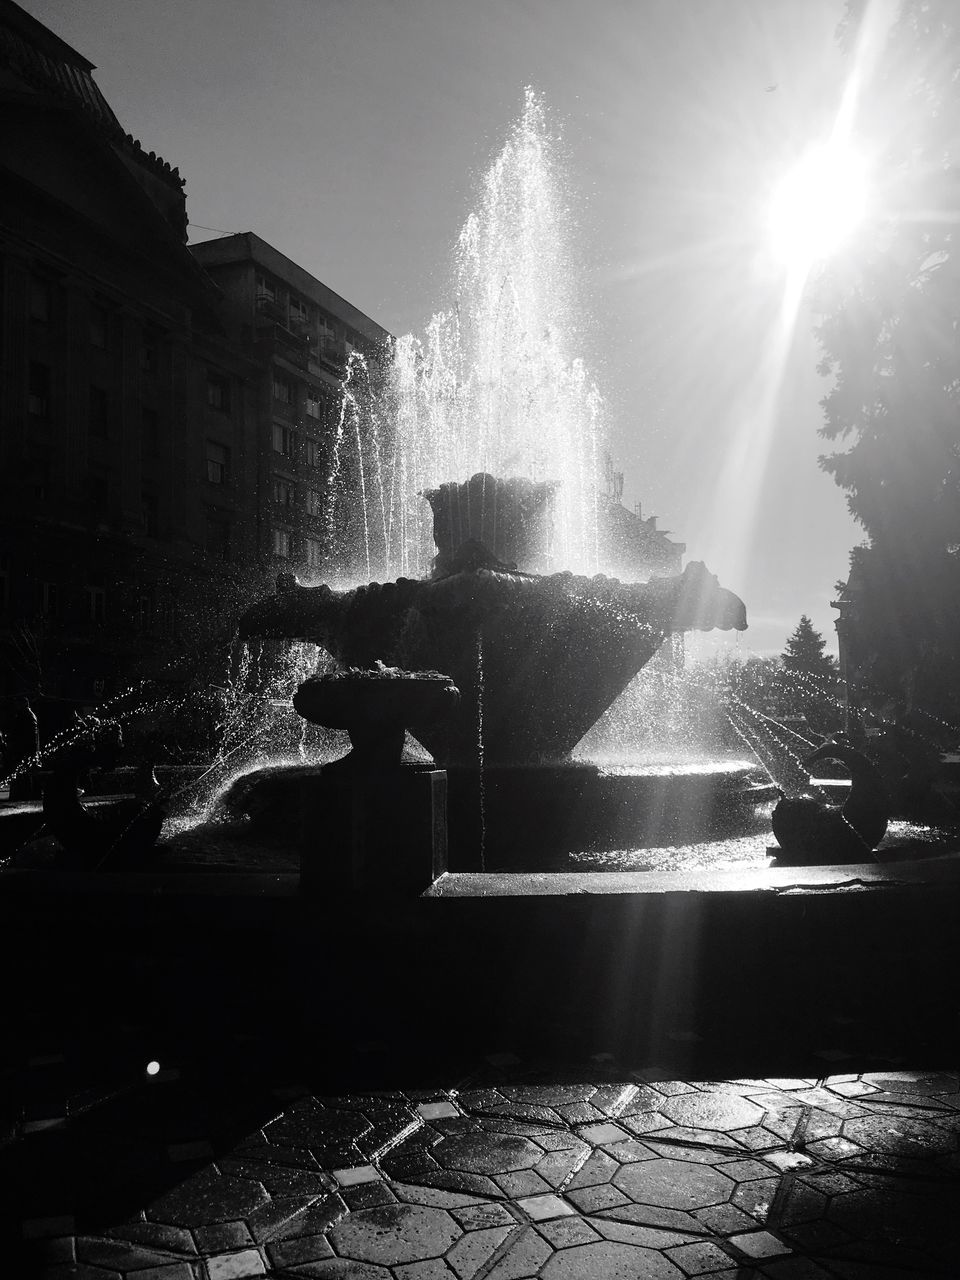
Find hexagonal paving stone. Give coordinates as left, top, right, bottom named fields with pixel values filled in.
left=643, top=1132, right=740, bottom=1164
left=328, top=1204, right=459, bottom=1265
left=430, top=1132, right=543, bottom=1175
left=861, top=1071, right=959, bottom=1096
left=541, top=1239, right=684, bottom=1278
left=658, top=1092, right=764, bottom=1132
left=842, top=1113, right=956, bottom=1155
left=533, top=1139, right=591, bottom=1188
left=826, top=1183, right=957, bottom=1260
left=446, top=1222, right=516, bottom=1276
left=664, top=1240, right=734, bottom=1275
left=147, top=1167, right=269, bottom=1228
left=730, top=1177, right=779, bottom=1221
left=536, top=1217, right=602, bottom=1249
left=613, top=1158, right=734, bottom=1210
left=265, top=1102, right=372, bottom=1152
left=500, top=1085, right=596, bottom=1106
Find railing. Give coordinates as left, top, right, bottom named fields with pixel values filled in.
left=255, top=293, right=285, bottom=322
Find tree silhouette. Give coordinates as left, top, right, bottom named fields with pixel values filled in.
left=782, top=616, right=837, bottom=684
left=817, top=1, right=960, bottom=723
left=779, top=616, right=840, bottom=734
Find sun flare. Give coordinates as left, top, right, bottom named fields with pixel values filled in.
left=768, top=142, right=868, bottom=274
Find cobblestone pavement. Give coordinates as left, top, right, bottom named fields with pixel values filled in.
left=13, top=1052, right=960, bottom=1279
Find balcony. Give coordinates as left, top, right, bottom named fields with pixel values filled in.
left=319, top=336, right=348, bottom=371
left=255, top=322, right=311, bottom=369
left=255, top=293, right=285, bottom=322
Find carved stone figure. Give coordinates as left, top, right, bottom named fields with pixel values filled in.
left=771, top=738, right=890, bottom=865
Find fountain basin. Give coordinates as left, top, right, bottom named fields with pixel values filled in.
left=294, top=667, right=459, bottom=730
left=214, top=758, right=771, bottom=871
left=441, top=761, right=771, bottom=869
left=239, top=560, right=746, bottom=767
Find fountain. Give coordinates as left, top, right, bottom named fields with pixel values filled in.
left=239, top=534, right=746, bottom=769
left=234, top=91, right=752, bottom=874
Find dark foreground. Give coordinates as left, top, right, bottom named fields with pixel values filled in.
left=2, top=846, right=959, bottom=1279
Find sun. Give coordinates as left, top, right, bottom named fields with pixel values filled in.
left=768, top=141, right=869, bottom=275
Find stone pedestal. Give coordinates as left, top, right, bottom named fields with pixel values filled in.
left=300, top=766, right=447, bottom=896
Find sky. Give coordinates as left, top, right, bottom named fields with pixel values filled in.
left=24, top=0, right=869, bottom=656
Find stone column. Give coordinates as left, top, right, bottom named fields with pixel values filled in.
left=300, top=766, right=448, bottom=896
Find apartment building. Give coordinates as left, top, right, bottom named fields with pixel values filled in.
left=0, top=1, right=389, bottom=712
left=190, top=233, right=390, bottom=579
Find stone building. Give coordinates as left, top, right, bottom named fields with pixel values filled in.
left=597, top=461, right=684, bottom=582
left=189, top=233, right=390, bottom=580
left=0, top=1, right=388, bottom=722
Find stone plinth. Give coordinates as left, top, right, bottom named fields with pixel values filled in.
left=300, top=766, right=447, bottom=896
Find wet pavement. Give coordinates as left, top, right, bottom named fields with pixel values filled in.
left=5, top=788, right=960, bottom=1277
left=10, top=1043, right=960, bottom=1279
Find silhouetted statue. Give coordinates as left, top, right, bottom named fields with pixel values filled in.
left=771, top=738, right=889, bottom=866
left=42, top=721, right=166, bottom=869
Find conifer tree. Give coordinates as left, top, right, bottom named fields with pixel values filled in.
left=780, top=616, right=839, bottom=733
left=782, top=615, right=838, bottom=684
left=817, top=1, right=960, bottom=719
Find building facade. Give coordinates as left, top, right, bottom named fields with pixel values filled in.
left=0, top=1, right=388, bottom=724
left=598, top=460, right=684, bottom=582
left=190, top=233, right=390, bottom=581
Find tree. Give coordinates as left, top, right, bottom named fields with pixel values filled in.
left=782, top=616, right=837, bottom=683
left=816, top=1, right=960, bottom=723
left=778, top=616, right=840, bottom=733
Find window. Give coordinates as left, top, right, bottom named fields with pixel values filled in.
left=28, top=362, right=50, bottom=417
left=205, top=513, right=231, bottom=562
left=306, top=391, right=323, bottom=420
left=306, top=537, right=323, bottom=568
left=89, top=385, right=109, bottom=437
left=206, top=440, right=229, bottom=484
left=90, top=304, right=108, bottom=349
left=141, top=491, right=158, bottom=537
left=207, top=372, right=230, bottom=412
left=256, top=273, right=276, bottom=303
left=272, top=423, right=295, bottom=457
left=273, top=477, right=295, bottom=508
left=143, top=407, right=159, bottom=454
left=272, top=528, right=291, bottom=558
left=87, top=585, right=106, bottom=624
left=306, top=488, right=323, bottom=517
left=30, top=277, right=51, bottom=322
left=140, top=344, right=156, bottom=374
left=305, top=438, right=321, bottom=468
left=289, top=296, right=310, bottom=324
left=272, top=373, right=293, bottom=404
left=41, top=581, right=59, bottom=618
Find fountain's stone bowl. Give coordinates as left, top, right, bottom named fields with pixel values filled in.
left=239, top=560, right=746, bottom=767
left=293, top=667, right=459, bottom=730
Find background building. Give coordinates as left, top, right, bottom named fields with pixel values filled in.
left=190, top=233, right=390, bottom=581
left=0, top=0, right=389, bottom=730
left=598, top=459, right=684, bottom=582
